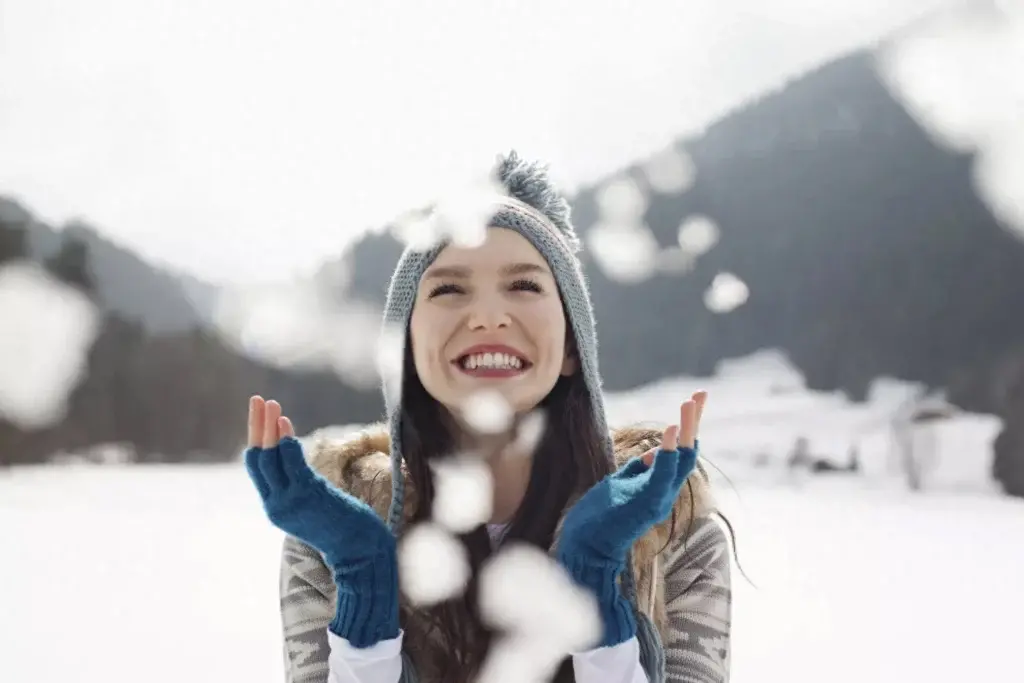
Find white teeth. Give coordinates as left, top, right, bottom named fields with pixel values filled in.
left=460, top=352, right=525, bottom=370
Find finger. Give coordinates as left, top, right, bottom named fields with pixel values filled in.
left=661, top=424, right=679, bottom=452
left=262, top=400, right=282, bottom=448
left=692, top=391, right=708, bottom=434
left=641, top=447, right=657, bottom=468
left=678, top=400, right=697, bottom=449
left=275, top=416, right=305, bottom=484
left=244, top=446, right=271, bottom=499
left=248, top=396, right=265, bottom=448
left=278, top=416, right=296, bottom=440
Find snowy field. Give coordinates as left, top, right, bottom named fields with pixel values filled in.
left=2, top=350, right=1022, bottom=682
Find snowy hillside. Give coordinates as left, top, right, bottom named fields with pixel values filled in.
left=606, top=350, right=1003, bottom=494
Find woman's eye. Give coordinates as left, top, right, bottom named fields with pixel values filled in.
left=510, top=278, right=543, bottom=293
left=427, top=282, right=465, bottom=298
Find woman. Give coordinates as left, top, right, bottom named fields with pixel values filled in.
left=245, top=152, right=732, bottom=683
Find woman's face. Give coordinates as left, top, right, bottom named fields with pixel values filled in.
left=409, top=227, right=576, bottom=417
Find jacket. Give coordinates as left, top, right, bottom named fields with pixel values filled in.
left=278, top=424, right=732, bottom=682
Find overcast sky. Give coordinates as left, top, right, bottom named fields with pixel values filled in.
left=0, top=0, right=957, bottom=284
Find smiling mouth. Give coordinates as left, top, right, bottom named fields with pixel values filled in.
left=454, top=351, right=531, bottom=377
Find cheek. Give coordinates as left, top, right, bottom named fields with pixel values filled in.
left=409, top=306, right=457, bottom=373
left=528, top=302, right=568, bottom=358
left=408, top=309, right=436, bottom=368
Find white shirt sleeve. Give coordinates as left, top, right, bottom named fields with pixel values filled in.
left=326, top=631, right=647, bottom=683
left=573, top=636, right=650, bottom=683
left=327, top=631, right=404, bottom=683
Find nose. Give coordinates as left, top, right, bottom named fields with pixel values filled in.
left=466, top=298, right=511, bottom=331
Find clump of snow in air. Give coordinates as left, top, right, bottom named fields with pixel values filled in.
left=879, top=5, right=1024, bottom=237
left=973, top=132, right=1024, bottom=235
left=589, top=175, right=664, bottom=282
left=376, top=323, right=406, bottom=410
left=390, top=208, right=444, bottom=252
left=678, top=215, right=720, bottom=256
left=433, top=175, right=508, bottom=250
left=0, top=262, right=100, bottom=429
left=462, top=389, right=513, bottom=434
left=511, top=410, right=547, bottom=456
left=398, top=522, right=470, bottom=607
left=476, top=635, right=569, bottom=683
left=705, top=272, right=749, bottom=313
left=596, top=176, right=648, bottom=222
left=326, top=303, right=390, bottom=387
left=393, top=164, right=508, bottom=251
left=432, top=455, right=494, bottom=533
left=211, top=275, right=386, bottom=389
left=478, top=543, right=601, bottom=651
left=587, top=221, right=660, bottom=283
left=642, top=147, right=696, bottom=194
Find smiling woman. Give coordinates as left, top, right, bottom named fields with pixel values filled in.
left=410, top=232, right=575, bottom=414
left=244, top=151, right=732, bottom=683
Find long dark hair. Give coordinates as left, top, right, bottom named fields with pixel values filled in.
left=398, top=325, right=610, bottom=683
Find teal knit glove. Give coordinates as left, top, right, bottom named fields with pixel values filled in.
left=245, top=436, right=399, bottom=647
left=556, top=444, right=698, bottom=647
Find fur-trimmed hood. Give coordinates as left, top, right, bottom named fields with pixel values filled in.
left=304, top=422, right=716, bottom=637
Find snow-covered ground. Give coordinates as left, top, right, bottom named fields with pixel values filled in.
left=2, top=350, right=1021, bottom=682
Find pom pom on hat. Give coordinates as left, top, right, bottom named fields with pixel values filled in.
left=494, top=151, right=580, bottom=252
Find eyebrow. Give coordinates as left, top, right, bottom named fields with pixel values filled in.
left=423, top=262, right=550, bottom=279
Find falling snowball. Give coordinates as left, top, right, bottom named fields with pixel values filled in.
left=391, top=209, right=445, bottom=252
left=511, top=410, right=547, bottom=456
left=879, top=6, right=1024, bottom=237
left=677, top=215, right=720, bottom=256
left=433, top=180, right=505, bottom=250
left=328, top=303, right=388, bottom=388
left=376, top=324, right=406, bottom=410
left=595, top=177, right=648, bottom=222
left=704, top=272, right=749, bottom=313
left=461, top=389, right=513, bottom=434
left=398, top=523, right=470, bottom=607
left=587, top=222, right=659, bottom=283
left=216, top=285, right=322, bottom=368
left=432, top=455, right=494, bottom=533
left=0, top=262, right=100, bottom=429
left=973, top=130, right=1024, bottom=238
left=879, top=11, right=1018, bottom=154
left=643, top=147, right=696, bottom=194
left=476, top=635, right=567, bottom=683
left=478, top=544, right=601, bottom=652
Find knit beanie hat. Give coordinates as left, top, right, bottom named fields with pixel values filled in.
left=378, top=151, right=665, bottom=681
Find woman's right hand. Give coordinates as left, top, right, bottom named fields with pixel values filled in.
left=244, top=396, right=396, bottom=570
left=246, top=396, right=401, bottom=646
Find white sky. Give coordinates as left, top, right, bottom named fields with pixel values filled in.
left=0, top=0, right=956, bottom=284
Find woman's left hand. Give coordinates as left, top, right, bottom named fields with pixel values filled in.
left=555, top=391, right=707, bottom=646
left=641, top=389, right=706, bottom=467
left=558, top=390, right=708, bottom=567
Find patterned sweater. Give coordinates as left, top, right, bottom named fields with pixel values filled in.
left=277, top=426, right=732, bottom=682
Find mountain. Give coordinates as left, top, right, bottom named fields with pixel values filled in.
left=334, top=46, right=1024, bottom=494
left=0, top=198, right=384, bottom=466
left=1, top=197, right=215, bottom=334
